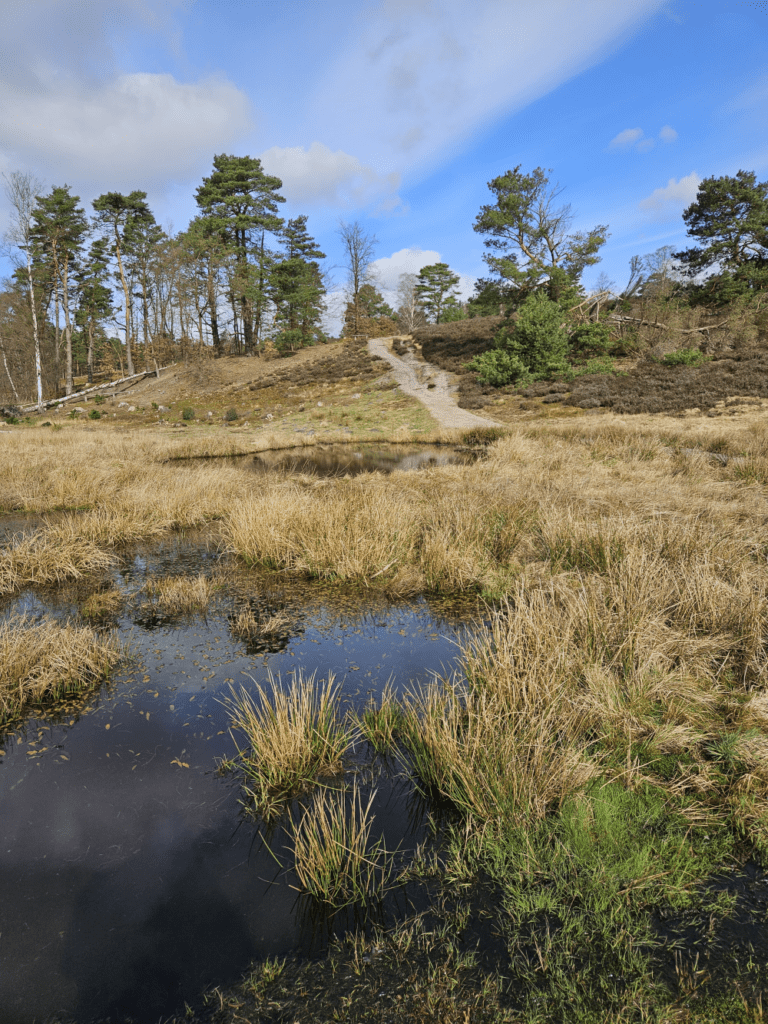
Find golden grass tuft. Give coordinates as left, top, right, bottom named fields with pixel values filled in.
left=287, top=782, right=392, bottom=906
left=142, top=573, right=222, bottom=615
left=223, top=673, right=355, bottom=818
left=230, top=606, right=292, bottom=641
left=0, top=615, right=122, bottom=726
left=81, top=587, right=125, bottom=620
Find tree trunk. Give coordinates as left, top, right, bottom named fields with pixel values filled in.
left=25, top=252, right=44, bottom=412
left=113, top=233, right=134, bottom=376
left=0, top=327, right=20, bottom=402
left=61, top=256, right=74, bottom=395
left=87, top=319, right=94, bottom=384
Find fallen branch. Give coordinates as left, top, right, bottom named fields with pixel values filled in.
left=20, top=364, right=176, bottom=413
left=608, top=314, right=728, bottom=335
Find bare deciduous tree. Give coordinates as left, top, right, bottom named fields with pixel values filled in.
left=395, top=272, right=426, bottom=332
left=337, top=220, right=378, bottom=340
left=3, top=171, right=45, bottom=411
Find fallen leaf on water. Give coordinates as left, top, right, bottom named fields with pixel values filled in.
left=105, top=724, right=110, bottom=730
left=170, top=758, right=190, bottom=769
left=60, top=754, right=69, bottom=761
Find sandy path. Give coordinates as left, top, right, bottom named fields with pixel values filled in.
left=368, top=336, right=500, bottom=431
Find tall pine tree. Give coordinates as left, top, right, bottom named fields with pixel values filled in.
left=271, top=216, right=326, bottom=351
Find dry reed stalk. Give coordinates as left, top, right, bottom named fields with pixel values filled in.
left=0, top=615, right=121, bottom=725
left=81, top=587, right=125, bottom=620
left=224, top=673, right=355, bottom=817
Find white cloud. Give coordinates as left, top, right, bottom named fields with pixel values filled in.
left=609, top=127, right=644, bottom=150
left=659, top=125, right=678, bottom=142
left=309, top=0, right=665, bottom=176
left=636, top=137, right=655, bottom=152
left=639, top=172, right=701, bottom=216
left=259, top=142, right=403, bottom=210
left=1, top=72, right=253, bottom=190
left=370, top=247, right=442, bottom=291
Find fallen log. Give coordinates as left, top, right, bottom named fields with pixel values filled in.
left=21, top=364, right=176, bottom=413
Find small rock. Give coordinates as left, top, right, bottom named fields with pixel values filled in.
left=298, top=404, right=305, bottom=412
left=206, top=411, right=213, bottom=419
left=127, top=406, right=135, bottom=412
left=317, top=401, right=323, bottom=407
left=118, top=402, right=128, bottom=408
left=351, top=393, right=361, bottom=399
left=74, top=407, right=85, bottom=413
left=265, top=413, right=274, bottom=421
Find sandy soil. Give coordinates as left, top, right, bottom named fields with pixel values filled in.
left=367, top=336, right=500, bottom=430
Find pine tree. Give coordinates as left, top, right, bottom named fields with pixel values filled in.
left=75, top=239, right=113, bottom=383
left=271, top=216, right=327, bottom=351
left=195, top=155, right=285, bottom=353
left=415, top=263, right=460, bottom=323
left=93, top=191, right=154, bottom=377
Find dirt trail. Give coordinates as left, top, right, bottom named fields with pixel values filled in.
left=367, top=336, right=500, bottom=430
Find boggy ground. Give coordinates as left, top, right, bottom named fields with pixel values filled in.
left=4, top=343, right=768, bottom=1020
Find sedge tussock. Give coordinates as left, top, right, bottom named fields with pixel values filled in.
left=356, top=681, right=403, bottom=753
left=223, top=673, right=355, bottom=818
left=0, top=615, right=121, bottom=725
left=287, top=783, right=392, bottom=906
left=81, top=587, right=125, bottom=620
left=142, top=573, right=221, bottom=615
left=230, top=606, right=291, bottom=641
left=0, top=529, right=116, bottom=596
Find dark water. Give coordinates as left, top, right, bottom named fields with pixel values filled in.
left=0, top=538, right=477, bottom=1024
left=247, top=443, right=473, bottom=477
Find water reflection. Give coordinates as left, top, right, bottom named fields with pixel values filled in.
left=248, top=443, right=475, bottom=478
left=0, top=538, right=478, bottom=1024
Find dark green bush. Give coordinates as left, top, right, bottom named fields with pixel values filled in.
left=225, top=407, right=239, bottom=422
left=568, top=322, right=612, bottom=357
left=662, top=347, right=707, bottom=366
left=88, top=409, right=101, bottom=420
left=467, top=292, right=569, bottom=386
left=182, top=407, right=195, bottom=421
left=93, top=395, right=105, bottom=405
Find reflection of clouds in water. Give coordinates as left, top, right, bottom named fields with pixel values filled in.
left=0, top=560, right=477, bottom=1021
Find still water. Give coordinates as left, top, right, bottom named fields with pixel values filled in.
left=0, top=536, right=478, bottom=1024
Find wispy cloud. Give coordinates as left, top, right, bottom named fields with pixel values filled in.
left=609, top=127, right=644, bottom=150
left=659, top=125, right=678, bottom=142
left=308, top=0, right=665, bottom=176
left=639, top=171, right=701, bottom=216
left=260, top=143, right=404, bottom=211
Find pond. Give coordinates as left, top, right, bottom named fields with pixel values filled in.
left=0, top=535, right=479, bottom=1024
left=192, top=443, right=476, bottom=478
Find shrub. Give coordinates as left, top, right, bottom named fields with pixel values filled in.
left=225, top=407, right=238, bottom=422
left=93, top=395, right=105, bottom=405
left=662, top=347, right=707, bottom=367
left=151, top=401, right=158, bottom=410
left=468, top=292, right=569, bottom=386
left=569, top=322, right=612, bottom=357
left=88, top=409, right=101, bottom=420
left=182, top=407, right=195, bottom=421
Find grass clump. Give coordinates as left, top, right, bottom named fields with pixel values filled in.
left=223, top=673, right=355, bottom=818
left=88, top=409, right=101, bottom=420
left=182, top=406, right=195, bottom=421
left=0, top=615, right=121, bottom=726
left=230, top=606, right=291, bottom=642
left=287, top=783, right=392, bottom=906
left=357, top=681, right=403, bottom=754
left=141, top=573, right=221, bottom=616
left=225, top=407, right=239, bottom=422
left=81, top=587, right=125, bottom=621
left=662, top=346, right=707, bottom=366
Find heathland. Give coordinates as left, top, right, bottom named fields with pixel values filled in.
left=3, top=333, right=768, bottom=1023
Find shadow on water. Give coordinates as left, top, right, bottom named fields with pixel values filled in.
left=235, top=443, right=475, bottom=478
left=0, top=536, right=477, bottom=1024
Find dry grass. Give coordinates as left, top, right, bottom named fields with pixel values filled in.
left=223, top=673, right=356, bottom=818
left=0, top=615, right=121, bottom=725
left=286, top=782, right=392, bottom=906
left=356, top=681, right=403, bottom=753
left=230, top=606, right=292, bottom=641
left=81, top=587, right=125, bottom=620
left=141, top=573, right=222, bottom=615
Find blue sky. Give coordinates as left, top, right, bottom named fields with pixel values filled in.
left=2, top=0, right=767, bottom=323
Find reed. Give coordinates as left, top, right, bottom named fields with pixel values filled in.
left=356, top=681, right=403, bottom=754
left=0, top=615, right=121, bottom=725
left=223, top=673, right=355, bottom=817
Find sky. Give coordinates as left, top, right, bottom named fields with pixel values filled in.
left=1, top=0, right=767, bottom=329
